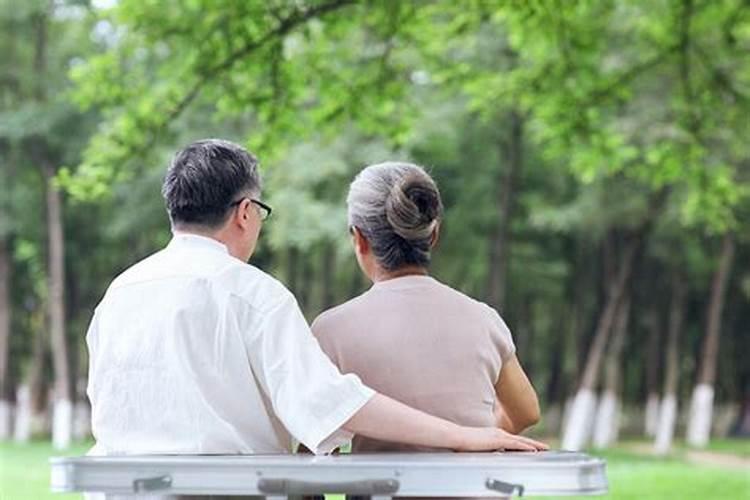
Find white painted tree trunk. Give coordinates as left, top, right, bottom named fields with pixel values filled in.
left=593, top=390, right=619, bottom=448
left=73, top=400, right=91, bottom=440
left=0, top=400, right=11, bottom=439
left=561, top=396, right=574, bottom=434
left=654, top=394, right=678, bottom=454
left=0, top=239, right=10, bottom=442
left=687, top=383, right=714, bottom=447
left=13, top=385, right=32, bottom=442
left=645, top=392, right=660, bottom=437
left=561, top=389, right=597, bottom=451
left=52, top=398, right=73, bottom=450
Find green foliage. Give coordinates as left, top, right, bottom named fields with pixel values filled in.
left=63, top=1, right=749, bottom=236
left=0, top=0, right=104, bottom=389
left=495, top=0, right=749, bottom=232
left=2, top=0, right=749, bottom=426
left=67, top=0, right=423, bottom=198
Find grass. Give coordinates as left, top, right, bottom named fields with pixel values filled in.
left=700, top=438, right=750, bottom=457
left=1, top=440, right=92, bottom=500
left=0, top=440, right=748, bottom=500
left=571, top=447, right=749, bottom=500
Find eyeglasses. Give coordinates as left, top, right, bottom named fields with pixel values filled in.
left=229, top=198, right=273, bottom=221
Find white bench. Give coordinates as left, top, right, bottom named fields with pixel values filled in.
left=50, top=451, right=607, bottom=498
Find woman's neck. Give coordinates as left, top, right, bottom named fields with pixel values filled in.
left=371, top=265, right=429, bottom=283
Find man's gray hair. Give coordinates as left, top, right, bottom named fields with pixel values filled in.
left=347, top=162, right=443, bottom=271
left=163, top=139, right=261, bottom=228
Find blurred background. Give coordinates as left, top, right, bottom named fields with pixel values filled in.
left=0, top=0, right=748, bottom=498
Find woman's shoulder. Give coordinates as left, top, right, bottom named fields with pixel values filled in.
left=431, top=280, right=515, bottom=358
left=429, top=278, right=499, bottom=319
left=311, top=291, right=374, bottom=335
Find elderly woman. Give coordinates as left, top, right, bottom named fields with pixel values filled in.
left=312, top=162, right=542, bottom=453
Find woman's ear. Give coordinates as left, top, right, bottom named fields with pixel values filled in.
left=350, top=227, right=369, bottom=255
left=430, top=222, right=440, bottom=248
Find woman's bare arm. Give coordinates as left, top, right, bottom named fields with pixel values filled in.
left=494, top=355, right=541, bottom=434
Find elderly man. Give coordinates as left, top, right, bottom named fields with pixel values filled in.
left=85, top=139, right=545, bottom=464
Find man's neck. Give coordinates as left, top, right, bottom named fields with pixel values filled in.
left=173, top=227, right=236, bottom=257
left=174, top=225, right=222, bottom=241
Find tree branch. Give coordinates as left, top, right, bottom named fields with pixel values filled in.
left=693, top=44, right=750, bottom=107
left=95, top=0, right=359, bottom=172
left=679, top=0, right=700, bottom=137
left=588, top=46, right=679, bottom=105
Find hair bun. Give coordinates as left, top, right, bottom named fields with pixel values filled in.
left=385, top=172, right=442, bottom=241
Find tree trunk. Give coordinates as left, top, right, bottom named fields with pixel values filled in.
left=562, top=233, right=640, bottom=451
left=13, top=384, right=32, bottom=442
left=593, top=294, right=631, bottom=448
left=560, top=240, right=592, bottom=434
left=320, top=243, right=336, bottom=311
left=655, top=274, right=687, bottom=454
left=546, top=320, right=565, bottom=406
left=32, top=3, right=72, bottom=449
left=687, top=233, right=735, bottom=447
left=515, top=296, right=534, bottom=374
left=544, top=305, right=567, bottom=434
left=15, top=313, right=47, bottom=442
left=0, top=237, right=11, bottom=439
left=731, top=385, right=750, bottom=437
left=644, top=309, right=662, bottom=437
left=44, top=163, right=72, bottom=449
left=486, top=109, right=523, bottom=313
left=67, top=269, right=91, bottom=440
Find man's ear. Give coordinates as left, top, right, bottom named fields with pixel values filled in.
left=235, top=198, right=252, bottom=229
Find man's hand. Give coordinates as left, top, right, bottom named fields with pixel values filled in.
left=457, top=426, right=549, bottom=452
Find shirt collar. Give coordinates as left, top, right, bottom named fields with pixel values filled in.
left=168, top=232, right=230, bottom=254
left=371, top=274, right=436, bottom=290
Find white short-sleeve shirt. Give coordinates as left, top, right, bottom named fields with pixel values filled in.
left=86, top=233, right=374, bottom=456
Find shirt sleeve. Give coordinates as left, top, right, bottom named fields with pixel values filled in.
left=485, top=305, right=516, bottom=363
left=242, top=293, right=375, bottom=454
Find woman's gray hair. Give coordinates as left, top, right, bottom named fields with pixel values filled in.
left=347, top=162, right=443, bottom=271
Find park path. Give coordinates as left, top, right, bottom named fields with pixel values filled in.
left=684, top=449, right=749, bottom=470
left=621, top=442, right=749, bottom=470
